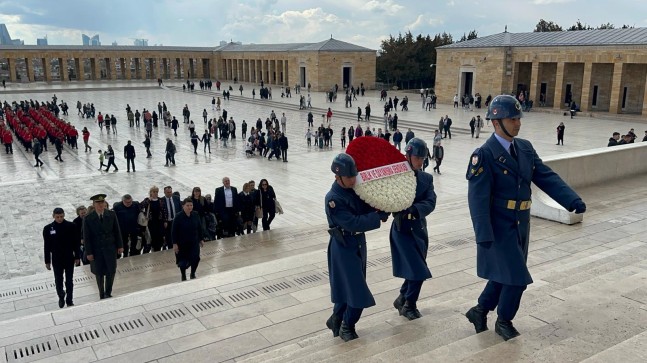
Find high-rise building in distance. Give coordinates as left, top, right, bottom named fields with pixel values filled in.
left=37, top=36, right=48, bottom=45
left=133, top=38, right=148, bottom=47
left=0, top=24, right=22, bottom=45
left=82, top=33, right=101, bottom=46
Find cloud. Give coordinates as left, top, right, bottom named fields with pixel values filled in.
left=406, top=15, right=425, bottom=30
left=365, top=0, right=404, bottom=16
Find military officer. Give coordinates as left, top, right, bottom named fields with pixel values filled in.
left=83, top=194, right=124, bottom=299
left=325, top=153, right=389, bottom=342
left=391, top=138, right=437, bottom=320
left=465, top=95, right=586, bottom=340
left=43, top=207, right=82, bottom=308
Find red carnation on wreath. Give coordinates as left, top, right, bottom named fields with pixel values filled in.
left=345, top=136, right=416, bottom=212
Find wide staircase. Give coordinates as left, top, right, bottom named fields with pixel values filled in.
left=1, top=177, right=647, bottom=362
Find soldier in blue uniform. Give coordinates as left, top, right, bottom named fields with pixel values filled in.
left=391, top=138, right=437, bottom=320
left=325, top=153, right=389, bottom=341
left=465, top=95, right=586, bottom=340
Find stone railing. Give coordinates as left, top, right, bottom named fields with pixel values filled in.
left=531, top=142, right=647, bottom=224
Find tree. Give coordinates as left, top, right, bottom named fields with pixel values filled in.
left=567, top=20, right=593, bottom=31
left=534, top=19, right=563, bottom=32
left=597, top=22, right=615, bottom=29
left=459, top=30, right=478, bottom=42
left=376, top=31, right=453, bottom=89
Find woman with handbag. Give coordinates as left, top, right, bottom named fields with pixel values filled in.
left=239, top=183, right=256, bottom=234
left=140, top=186, right=165, bottom=252
left=255, top=178, right=277, bottom=231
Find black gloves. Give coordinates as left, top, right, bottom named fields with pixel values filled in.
left=570, top=199, right=586, bottom=214
left=377, top=211, right=390, bottom=222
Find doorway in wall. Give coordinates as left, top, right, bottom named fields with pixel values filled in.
left=300, top=67, right=306, bottom=87
left=343, top=66, right=352, bottom=88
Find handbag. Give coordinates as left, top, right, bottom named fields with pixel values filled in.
left=275, top=199, right=284, bottom=215
left=137, top=206, right=149, bottom=227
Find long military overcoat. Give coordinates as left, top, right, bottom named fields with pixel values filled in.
left=325, top=182, right=382, bottom=309
left=467, top=134, right=580, bottom=286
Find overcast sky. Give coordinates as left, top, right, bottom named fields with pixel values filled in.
left=1, top=0, right=645, bottom=49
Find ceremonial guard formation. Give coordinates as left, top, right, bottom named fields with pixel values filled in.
left=390, top=138, right=437, bottom=320
left=324, top=153, right=389, bottom=341
left=465, top=95, right=586, bottom=340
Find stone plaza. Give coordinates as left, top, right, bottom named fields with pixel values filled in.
left=0, top=80, right=646, bottom=362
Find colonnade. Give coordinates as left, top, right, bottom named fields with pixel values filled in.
left=219, top=58, right=290, bottom=86
left=1, top=55, right=214, bottom=82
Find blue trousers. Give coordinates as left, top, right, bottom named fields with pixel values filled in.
left=478, top=281, right=527, bottom=321
left=333, top=303, right=363, bottom=328
left=400, top=280, right=424, bottom=303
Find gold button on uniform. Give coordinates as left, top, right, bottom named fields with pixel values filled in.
left=503, top=170, right=508, bottom=175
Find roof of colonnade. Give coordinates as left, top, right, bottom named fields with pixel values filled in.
left=439, top=27, right=647, bottom=49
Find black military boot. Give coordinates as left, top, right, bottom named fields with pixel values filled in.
left=326, top=314, right=342, bottom=337
left=339, top=321, right=359, bottom=342
left=495, top=318, right=520, bottom=341
left=393, top=294, right=405, bottom=312
left=399, top=301, right=422, bottom=320
left=465, top=304, right=489, bottom=333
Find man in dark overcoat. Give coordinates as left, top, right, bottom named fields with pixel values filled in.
left=390, top=138, right=437, bottom=320
left=214, top=177, right=241, bottom=238
left=325, top=153, right=389, bottom=342
left=172, top=198, right=207, bottom=281
left=83, top=194, right=124, bottom=299
left=465, top=95, right=586, bottom=340
left=43, top=207, right=81, bottom=308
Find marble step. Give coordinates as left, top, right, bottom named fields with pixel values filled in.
left=580, top=330, right=647, bottom=363
left=291, top=298, right=475, bottom=363
left=458, top=293, right=647, bottom=363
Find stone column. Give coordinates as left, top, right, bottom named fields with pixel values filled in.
left=608, top=62, right=624, bottom=114
left=529, top=61, right=539, bottom=105
left=642, top=76, right=647, bottom=116
left=90, top=58, right=99, bottom=80
left=25, top=58, right=34, bottom=82
left=124, top=58, right=132, bottom=80
left=283, top=59, right=288, bottom=85
left=7, top=58, right=17, bottom=82
left=133, top=58, right=140, bottom=79
left=42, top=58, right=51, bottom=82
left=74, top=58, right=84, bottom=81
left=107, top=58, right=116, bottom=80
left=579, top=62, right=593, bottom=112
left=552, top=61, right=565, bottom=110
left=59, top=58, right=69, bottom=82
left=196, top=58, right=204, bottom=79
left=181, top=58, right=189, bottom=79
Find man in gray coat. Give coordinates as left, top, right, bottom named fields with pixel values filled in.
left=83, top=194, right=124, bottom=299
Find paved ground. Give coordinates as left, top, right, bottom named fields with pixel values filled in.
left=0, top=80, right=645, bottom=279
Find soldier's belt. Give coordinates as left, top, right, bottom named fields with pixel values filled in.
left=340, top=229, right=363, bottom=236
left=492, top=198, right=532, bottom=211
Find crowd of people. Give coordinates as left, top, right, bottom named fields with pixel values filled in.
left=607, top=128, right=647, bottom=146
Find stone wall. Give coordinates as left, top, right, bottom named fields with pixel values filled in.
left=437, top=44, right=647, bottom=116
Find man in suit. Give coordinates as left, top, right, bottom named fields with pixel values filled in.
left=214, top=176, right=241, bottom=238
left=465, top=95, right=586, bottom=341
left=83, top=194, right=124, bottom=299
left=161, top=186, right=182, bottom=250
left=43, top=207, right=82, bottom=308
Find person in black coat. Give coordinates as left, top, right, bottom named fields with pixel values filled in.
left=161, top=186, right=182, bottom=249
left=213, top=177, right=241, bottom=238
left=83, top=194, right=124, bottom=299
left=255, top=178, right=276, bottom=231
left=172, top=198, right=207, bottom=281
left=43, top=207, right=82, bottom=308
left=124, top=140, right=136, bottom=172
left=72, top=205, right=90, bottom=265
left=278, top=133, right=289, bottom=162
left=239, top=183, right=256, bottom=234
left=112, top=194, right=141, bottom=257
